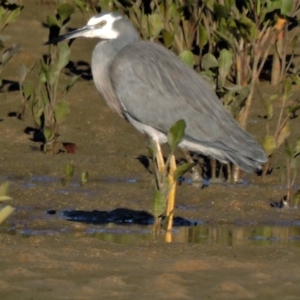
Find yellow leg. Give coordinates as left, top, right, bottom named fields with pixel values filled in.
left=166, top=154, right=177, bottom=232
left=154, top=140, right=165, bottom=173
left=153, top=141, right=177, bottom=243
left=152, top=140, right=165, bottom=240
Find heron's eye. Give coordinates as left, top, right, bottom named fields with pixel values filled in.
left=99, top=20, right=107, bottom=27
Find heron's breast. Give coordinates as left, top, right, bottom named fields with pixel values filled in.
left=91, top=45, right=124, bottom=117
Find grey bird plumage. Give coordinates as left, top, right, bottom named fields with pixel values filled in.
left=46, top=12, right=268, bottom=172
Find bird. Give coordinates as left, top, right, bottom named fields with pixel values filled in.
left=46, top=12, right=268, bottom=230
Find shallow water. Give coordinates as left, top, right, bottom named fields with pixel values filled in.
left=2, top=175, right=300, bottom=248
left=2, top=202, right=300, bottom=248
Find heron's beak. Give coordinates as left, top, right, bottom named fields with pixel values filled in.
left=45, top=25, right=93, bottom=45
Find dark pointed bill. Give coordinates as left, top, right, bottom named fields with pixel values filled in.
left=45, top=25, right=92, bottom=45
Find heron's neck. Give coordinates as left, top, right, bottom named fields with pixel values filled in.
left=93, top=33, right=139, bottom=71
left=91, top=33, right=139, bottom=116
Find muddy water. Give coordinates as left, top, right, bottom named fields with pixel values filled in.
left=1, top=1, right=300, bottom=299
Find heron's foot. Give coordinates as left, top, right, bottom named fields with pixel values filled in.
left=191, top=167, right=202, bottom=182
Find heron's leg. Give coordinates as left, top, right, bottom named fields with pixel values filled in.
left=152, top=139, right=166, bottom=239
left=182, top=149, right=201, bottom=182
left=166, top=154, right=177, bottom=232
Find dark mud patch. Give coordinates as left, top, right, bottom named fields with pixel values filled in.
left=61, top=208, right=198, bottom=226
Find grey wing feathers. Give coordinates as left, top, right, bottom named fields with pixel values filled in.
left=110, top=41, right=267, bottom=171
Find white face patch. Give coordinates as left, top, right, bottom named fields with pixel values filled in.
left=85, top=13, right=122, bottom=39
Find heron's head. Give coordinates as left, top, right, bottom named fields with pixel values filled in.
left=46, top=12, right=138, bottom=44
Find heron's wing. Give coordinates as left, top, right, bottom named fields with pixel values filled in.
left=110, top=41, right=264, bottom=160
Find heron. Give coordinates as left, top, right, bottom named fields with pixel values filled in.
left=46, top=12, right=267, bottom=230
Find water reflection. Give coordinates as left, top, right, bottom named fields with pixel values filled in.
left=86, top=224, right=300, bottom=247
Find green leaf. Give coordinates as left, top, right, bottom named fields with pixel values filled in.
left=266, top=103, right=273, bottom=120
left=281, top=0, right=294, bottom=16
left=178, top=50, right=194, bottom=68
left=147, top=144, right=156, bottom=159
left=169, top=3, right=180, bottom=20
left=263, top=135, right=276, bottom=156
left=201, top=53, right=218, bottom=71
left=72, top=0, right=86, bottom=14
left=55, top=101, right=70, bottom=124
left=292, top=189, right=300, bottom=205
left=269, top=94, right=278, bottom=103
left=64, top=75, right=80, bottom=93
left=56, top=42, right=70, bottom=72
left=167, top=119, right=186, bottom=152
left=283, top=78, right=293, bottom=102
left=153, top=189, right=166, bottom=218
left=294, top=136, right=300, bottom=158
left=47, top=15, right=60, bottom=28
left=213, top=3, right=228, bottom=20
left=0, top=206, right=15, bottom=225
left=22, top=82, right=34, bottom=100
left=44, top=127, right=55, bottom=142
left=235, top=15, right=256, bottom=41
left=198, top=24, right=208, bottom=48
left=4, top=7, right=21, bottom=27
left=64, top=163, right=75, bottom=177
left=57, top=3, right=74, bottom=23
left=224, top=0, right=235, bottom=9
left=162, top=29, right=174, bottom=49
left=287, top=104, right=300, bottom=117
left=48, top=62, right=60, bottom=86
left=214, top=30, right=235, bottom=49
left=218, top=49, right=233, bottom=87
left=284, top=139, right=293, bottom=158
left=173, top=163, right=195, bottom=181
left=39, top=59, right=49, bottom=83
left=277, top=121, right=291, bottom=149
left=199, top=70, right=217, bottom=87
left=81, top=171, right=89, bottom=186
left=32, top=100, right=43, bottom=128
left=148, top=13, right=163, bottom=38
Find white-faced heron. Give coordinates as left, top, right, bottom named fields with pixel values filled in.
left=46, top=12, right=267, bottom=229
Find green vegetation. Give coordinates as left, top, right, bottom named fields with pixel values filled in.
left=0, top=0, right=22, bottom=89
left=17, top=3, right=79, bottom=153
left=36, top=3, right=79, bottom=154
left=61, top=163, right=89, bottom=187
left=148, top=120, right=194, bottom=236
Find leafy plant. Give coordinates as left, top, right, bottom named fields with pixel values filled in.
left=24, top=3, right=79, bottom=153
left=262, top=78, right=300, bottom=175
left=284, top=137, right=300, bottom=205
left=17, top=63, right=36, bottom=120
left=61, top=163, right=89, bottom=187
left=148, top=119, right=194, bottom=236
left=0, top=0, right=23, bottom=89
left=72, top=0, right=104, bottom=14
left=0, top=181, right=15, bottom=225
left=271, top=3, right=300, bottom=85
left=61, top=163, right=75, bottom=186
